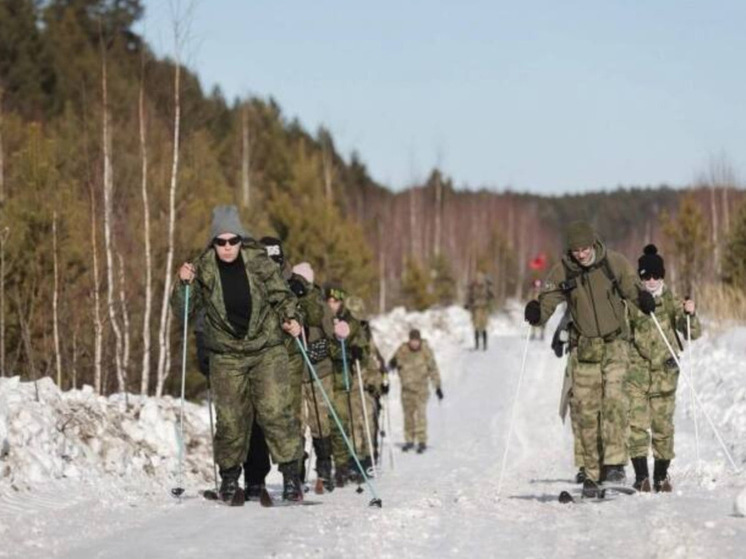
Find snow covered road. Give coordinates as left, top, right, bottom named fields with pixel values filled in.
left=1, top=307, right=744, bottom=558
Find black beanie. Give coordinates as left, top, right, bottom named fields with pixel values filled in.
left=638, top=244, right=665, bottom=279
left=259, top=236, right=284, bottom=266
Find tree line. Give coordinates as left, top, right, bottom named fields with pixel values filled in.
left=1, top=0, right=744, bottom=398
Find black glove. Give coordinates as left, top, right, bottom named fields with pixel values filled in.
left=381, top=382, right=390, bottom=395
left=435, top=387, right=444, bottom=400
left=350, top=346, right=364, bottom=361
left=551, top=328, right=565, bottom=358
left=388, top=357, right=398, bottom=371
left=638, top=290, right=656, bottom=315
left=287, top=276, right=307, bottom=298
left=524, top=300, right=541, bottom=325
left=306, top=338, right=330, bottom=364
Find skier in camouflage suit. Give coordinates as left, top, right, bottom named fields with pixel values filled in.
left=524, top=221, right=654, bottom=498
left=627, top=245, right=701, bottom=492
left=466, top=272, right=494, bottom=350
left=173, top=206, right=304, bottom=504
left=388, top=329, right=443, bottom=453
left=288, top=262, right=337, bottom=492
left=325, top=285, right=369, bottom=486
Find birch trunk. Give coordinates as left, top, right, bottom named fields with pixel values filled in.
left=89, top=181, right=103, bottom=394
left=139, top=57, right=153, bottom=396
left=241, top=102, right=251, bottom=209
left=100, top=35, right=125, bottom=394
left=117, top=253, right=131, bottom=395
left=156, top=26, right=182, bottom=397
left=52, top=212, right=62, bottom=388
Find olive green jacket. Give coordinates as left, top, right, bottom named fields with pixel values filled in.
left=538, top=240, right=641, bottom=341
left=171, top=241, right=298, bottom=355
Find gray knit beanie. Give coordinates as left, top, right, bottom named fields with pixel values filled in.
left=209, top=205, right=248, bottom=241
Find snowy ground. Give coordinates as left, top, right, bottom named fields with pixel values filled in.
left=0, top=304, right=745, bottom=558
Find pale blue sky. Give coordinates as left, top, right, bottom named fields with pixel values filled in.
left=137, top=0, right=746, bottom=194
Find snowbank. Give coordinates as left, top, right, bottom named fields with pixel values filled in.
left=0, top=377, right=213, bottom=491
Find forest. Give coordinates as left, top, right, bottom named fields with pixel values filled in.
left=1, top=0, right=745, bottom=397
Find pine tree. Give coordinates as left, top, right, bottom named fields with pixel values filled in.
left=661, top=193, right=710, bottom=295
left=722, top=201, right=746, bottom=289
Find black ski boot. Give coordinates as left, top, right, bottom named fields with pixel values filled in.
left=482, top=331, right=487, bottom=351
left=416, top=442, right=427, bottom=454
left=219, top=466, right=245, bottom=506
left=280, top=462, right=304, bottom=502
left=575, top=467, right=587, bottom=484
left=581, top=479, right=602, bottom=499
left=631, top=457, right=651, bottom=492
left=653, top=459, right=672, bottom=493
left=244, top=483, right=265, bottom=501
left=474, top=331, right=480, bottom=350
left=347, top=457, right=363, bottom=484
left=603, top=464, right=626, bottom=484
left=360, top=455, right=374, bottom=478
left=313, top=438, right=335, bottom=492
left=334, top=464, right=349, bottom=488
left=402, top=442, right=414, bottom=452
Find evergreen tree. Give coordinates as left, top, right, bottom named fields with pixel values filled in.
left=722, top=201, right=746, bottom=290
left=661, top=193, right=710, bottom=295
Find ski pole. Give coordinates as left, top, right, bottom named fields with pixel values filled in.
left=355, top=359, right=378, bottom=479
left=649, top=313, right=740, bottom=473
left=385, top=394, right=396, bottom=471
left=341, top=340, right=361, bottom=485
left=206, top=376, right=219, bottom=494
left=497, top=325, right=532, bottom=498
left=171, top=282, right=190, bottom=500
left=686, top=313, right=701, bottom=476
left=295, top=338, right=382, bottom=507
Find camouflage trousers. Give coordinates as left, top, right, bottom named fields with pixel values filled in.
left=351, top=384, right=378, bottom=458
left=471, top=307, right=489, bottom=331
left=402, top=388, right=429, bottom=445
left=288, top=351, right=304, bottom=433
left=569, top=339, right=629, bottom=482
left=330, top=386, right=355, bottom=469
left=210, top=345, right=302, bottom=471
left=626, top=359, right=679, bottom=460
left=302, top=374, right=335, bottom=439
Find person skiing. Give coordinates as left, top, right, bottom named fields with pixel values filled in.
left=466, top=272, right=494, bottom=350
left=288, top=262, right=337, bottom=493
left=627, top=245, right=701, bottom=492
left=325, top=284, right=369, bottom=486
left=524, top=220, right=654, bottom=498
left=388, top=329, right=443, bottom=453
left=173, top=205, right=304, bottom=505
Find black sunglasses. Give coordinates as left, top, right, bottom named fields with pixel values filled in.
left=640, top=273, right=662, bottom=281
left=214, top=236, right=241, bottom=247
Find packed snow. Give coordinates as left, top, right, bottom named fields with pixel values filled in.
left=0, top=304, right=744, bottom=558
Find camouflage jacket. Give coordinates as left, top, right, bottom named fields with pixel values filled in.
left=538, top=240, right=641, bottom=341
left=629, top=287, right=702, bottom=370
left=328, top=308, right=368, bottom=391
left=391, top=341, right=441, bottom=395
left=171, top=241, right=298, bottom=355
left=467, top=280, right=494, bottom=310
left=295, top=280, right=335, bottom=381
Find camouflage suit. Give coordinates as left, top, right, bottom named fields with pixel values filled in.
left=391, top=340, right=441, bottom=445
left=171, top=241, right=302, bottom=472
left=627, top=288, right=701, bottom=460
left=467, top=273, right=494, bottom=349
left=537, top=240, right=642, bottom=483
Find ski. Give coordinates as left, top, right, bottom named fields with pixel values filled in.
left=558, top=484, right=636, bottom=504
left=202, top=488, right=245, bottom=506
left=259, top=487, right=322, bottom=507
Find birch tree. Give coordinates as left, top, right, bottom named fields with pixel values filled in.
left=52, top=211, right=62, bottom=387
left=139, top=52, right=153, bottom=396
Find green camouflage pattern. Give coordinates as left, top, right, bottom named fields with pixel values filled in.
left=467, top=277, right=494, bottom=330
left=302, top=373, right=335, bottom=439
left=209, top=345, right=302, bottom=469
left=392, top=340, right=441, bottom=445
left=537, top=241, right=641, bottom=339
left=569, top=338, right=629, bottom=482
left=627, top=286, right=702, bottom=460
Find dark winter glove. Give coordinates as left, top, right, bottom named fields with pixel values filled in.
left=435, top=387, right=444, bottom=401
left=287, top=276, right=307, bottom=298
left=638, top=290, right=656, bottom=315
left=387, top=358, right=398, bottom=371
left=551, top=328, right=565, bottom=358
left=524, top=300, right=541, bottom=325
left=381, top=382, right=390, bottom=395
left=350, top=346, right=364, bottom=361
left=195, top=332, right=210, bottom=377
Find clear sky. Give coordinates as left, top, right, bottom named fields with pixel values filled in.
left=136, top=0, right=746, bottom=194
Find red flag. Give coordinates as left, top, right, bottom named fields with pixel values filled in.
left=529, top=253, right=547, bottom=271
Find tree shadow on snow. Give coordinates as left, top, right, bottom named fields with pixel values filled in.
left=509, top=494, right=560, bottom=503
left=528, top=478, right=574, bottom=485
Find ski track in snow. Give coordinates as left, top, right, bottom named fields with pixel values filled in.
left=0, top=305, right=744, bottom=558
